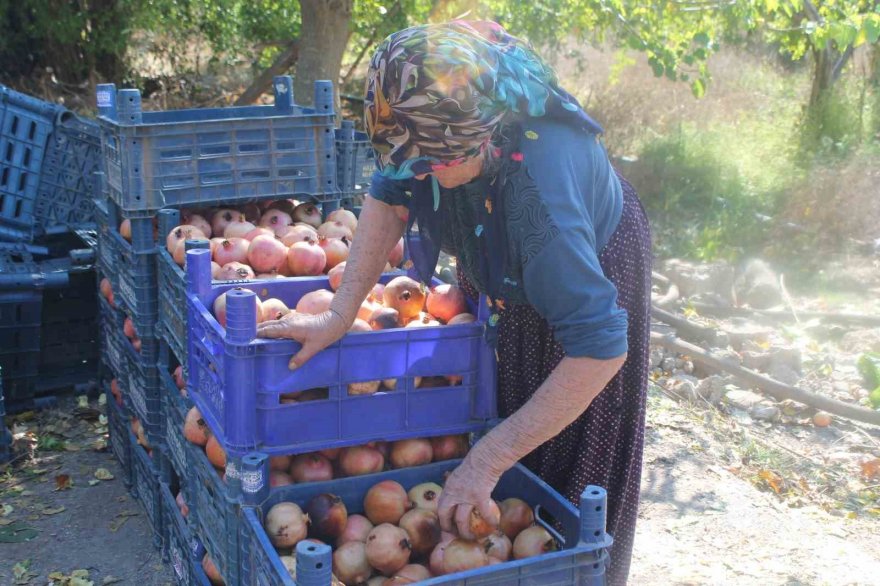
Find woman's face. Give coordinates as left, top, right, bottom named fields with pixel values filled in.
left=414, top=153, right=484, bottom=188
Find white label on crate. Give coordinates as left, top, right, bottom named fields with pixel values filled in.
left=275, top=81, right=289, bottom=95
left=170, top=545, right=185, bottom=580
left=225, top=461, right=239, bottom=480
left=241, top=470, right=264, bottom=494
left=97, top=90, right=113, bottom=108
left=119, top=274, right=135, bottom=311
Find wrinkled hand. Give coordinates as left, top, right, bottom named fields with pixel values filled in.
left=437, top=457, right=501, bottom=539
left=256, top=310, right=347, bottom=370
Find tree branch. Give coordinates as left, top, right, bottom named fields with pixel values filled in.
left=234, top=40, right=300, bottom=106
left=341, top=0, right=403, bottom=87
left=831, top=44, right=855, bottom=82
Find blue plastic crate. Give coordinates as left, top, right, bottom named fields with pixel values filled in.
left=96, top=76, right=338, bottom=214
left=105, top=381, right=133, bottom=488
left=121, top=334, right=163, bottom=447
left=131, top=434, right=164, bottom=549
left=239, top=459, right=612, bottom=586
left=98, top=292, right=127, bottom=378
left=158, top=339, right=197, bottom=484
left=0, top=85, right=61, bottom=241
left=160, top=481, right=213, bottom=586
left=335, top=120, right=373, bottom=195
left=185, top=248, right=496, bottom=461
left=1, top=372, right=12, bottom=465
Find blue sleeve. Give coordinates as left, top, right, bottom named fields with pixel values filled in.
left=517, top=121, right=628, bottom=359
left=367, top=170, right=411, bottom=207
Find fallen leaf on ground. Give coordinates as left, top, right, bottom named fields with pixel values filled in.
left=109, top=510, right=139, bottom=531
left=55, top=474, right=72, bottom=491
left=42, top=505, right=66, bottom=515
left=2, top=503, right=13, bottom=516
left=94, top=468, right=114, bottom=481
left=860, top=458, right=880, bottom=481
left=758, top=469, right=785, bottom=494
left=0, top=522, right=39, bottom=542
left=102, top=576, right=122, bottom=585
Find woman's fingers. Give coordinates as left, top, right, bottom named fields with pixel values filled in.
left=288, top=341, right=321, bottom=371
left=477, top=498, right=501, bottom=527
left=255, top=319, right=297, bottom=339
left=437, top=497, right=456, bottom=533
left=454, top=503, right=475, bottom=540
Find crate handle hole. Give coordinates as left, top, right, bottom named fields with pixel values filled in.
left=591, top=489, right=600, bottom=495
left=594, top=530, right=601, bottom=537
left=595, top=506, right=602, bottom=512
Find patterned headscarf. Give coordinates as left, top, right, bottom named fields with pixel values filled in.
left=365, top=20, right=602, bottom=180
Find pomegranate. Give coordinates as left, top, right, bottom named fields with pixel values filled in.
left=223, top=220, right=257, bottom=239
left=358, top=299, right=378, bottom=322
left=244, top=227, right=274, bottom=241
left=389, top=565, right=432, bottom=583
left=306, top=493, right=348, bottom=541
left=469, top=501, right=500, bottom=540
left=119, top=218, right=132, bottom=241
left=176, top=491, right=189, bottom=518
left=443, top=539, right=489, bottom=574
left=259, top=209, right=294, bottom=235
left=270, top=454, right=291, bottom=472
left=338, top=446, right=385, bottom=477
left=202, top=553, right=225, bottom=585
left=370, top=307, right=401, bottom=330
left=216, top=261, right=256, bottom=282
left=333, top=541, right=373, bottom=585
left=183, top=213, right=212, bottom=237
left=337, top=514, right=374, bottom=547
left=281, top=224, right=319, bottom=246
left=261, top=298, right=291, bottom=321
left=408, top=482, right=442, bottom=512
left=389, top=439, right=433, bottom=469
left=293, top=203, right=323, bottom=228
left=813, top=411, right=832, bottom=427
left=349, top=319, right=371, bottom=333
left=135, top=420, right=150, bottom=449
left=279, top=555, right=296, bottom=578
left=166, top=225, right=207, bottom=255
left=123, top=316, right=136, bottom=339
left=364, top=480, right=411, bottom=525
left=326, top=209, right=357, bottom=234
left=348, top=381, right=381, bottom=396
left=429, top=534, right=455, bottom=576
left=427, top=284, right=469, bottom=323
left=270, top=470, right=293, bottom=487
left=388, top=238, right=404, bottom=268
left=398, top=508, right=441, bottom=557
left=498, top=498, right=534, bottom=540
left=266, top=502, right=310, bottom=548
left=173, top=366, right=186, bottom=390
left=211, top=208, right=243, bottom=236
left=447, top=313, right=476, bottom=325
left=205, top=435, right=226, bottom=469
left=268, top=199, right=296, bottom=215
left=317, top=221, right=353, bottom=241
left=318, top=237, right=350, bottom=270
left=173, top=237, right=208, bottom=266
left=369, top=283, right=385, bottom=304
left=383, top=277, right=426, bottom=323
left=371, top=441, right=390, bottom=460
left=430, top=435, right=469, bottom=461
left=110, top=378, right=123, bottom=405
left=295, top=289, right=334, bottom=315
left=289, top=453, right=334, bottom=483
left=100, top=278, right=112, bottom=301
left=132, top=337, right=142, bottom=353
left=365, top=524, right=411, bottom=576
left=481, top=531, right=512, bottom=561
left=211, top=261, right=222, bottom=279
left=213, top=291, right=263, bottom=327
left=213, top=238, right=250, bottom=266
left=247, top=234, right=287, bottom=273
left=257, top=272, right=281, bottom=279
left=405, top=312, right=440, bottom=328
left=287, top=240, right=327, bottom=276
left=319, top=447, right=340, bottom=460
left=183, top=406, right=210, bottom=446
left=512, top=525, right=556, bottom=559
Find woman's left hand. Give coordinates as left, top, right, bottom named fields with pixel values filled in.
left=436, top=456, right=502, bottom=539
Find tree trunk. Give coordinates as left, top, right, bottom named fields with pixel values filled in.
left=809, top=46, right=834, bottom=107
left=234, top=41, right=300, bottom=106
left=294, top=0, right=354, bottom=111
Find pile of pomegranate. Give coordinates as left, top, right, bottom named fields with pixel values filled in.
left=139, top=199, right=406, bottom=280
left=263, top=479, right=557, bottom=584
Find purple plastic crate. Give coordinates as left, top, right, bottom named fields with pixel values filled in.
left=185, top=248, right=496, bottom=462
left=239, top=459, right=611, bottom=586
left=160, top=482, right=213, bottom=586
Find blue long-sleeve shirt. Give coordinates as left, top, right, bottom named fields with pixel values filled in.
left=369, top=117, right=628, bottom=359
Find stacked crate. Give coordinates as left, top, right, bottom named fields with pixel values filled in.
left=335, top=120, right=373, bottom=213
left=92, top=75, right=342, bottom=575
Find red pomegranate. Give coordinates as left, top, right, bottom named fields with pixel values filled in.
left=293, top=203, right=323, bottom=228
left=317, top=221, right=353, bottom=241
left=216, top=261, right=256, bottom=281
left=295, top=289, right=334, bottom=315
left=247, top=235, right=287, bottom=273
left=211, top=209, right=243, bottom=236
left=426, top=284, right=469, bottom=323
left=280, top=224, right=318, bottom=246
left=213, top=238, right=250, bottom=266
left=318, top=237, right=350, bottom=271
left=223, top=220, right=257, bottom=239
left=287, top=241, right=327, bottom=276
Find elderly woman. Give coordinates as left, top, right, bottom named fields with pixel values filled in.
left=258, top=21, right=651, bottom=585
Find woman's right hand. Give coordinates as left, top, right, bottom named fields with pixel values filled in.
left=256, top=310, right=349, bottom=370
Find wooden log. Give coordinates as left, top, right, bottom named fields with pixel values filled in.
left=651, top=305, right=717, bottom=343
left=650, top=332, right=880, bottom=426
left=689, top=303, right=880, bottom=326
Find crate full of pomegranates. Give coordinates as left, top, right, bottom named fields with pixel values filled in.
left=238, top=459, right=611, bottom=585
left=184, top=247, right=497, bottom=458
